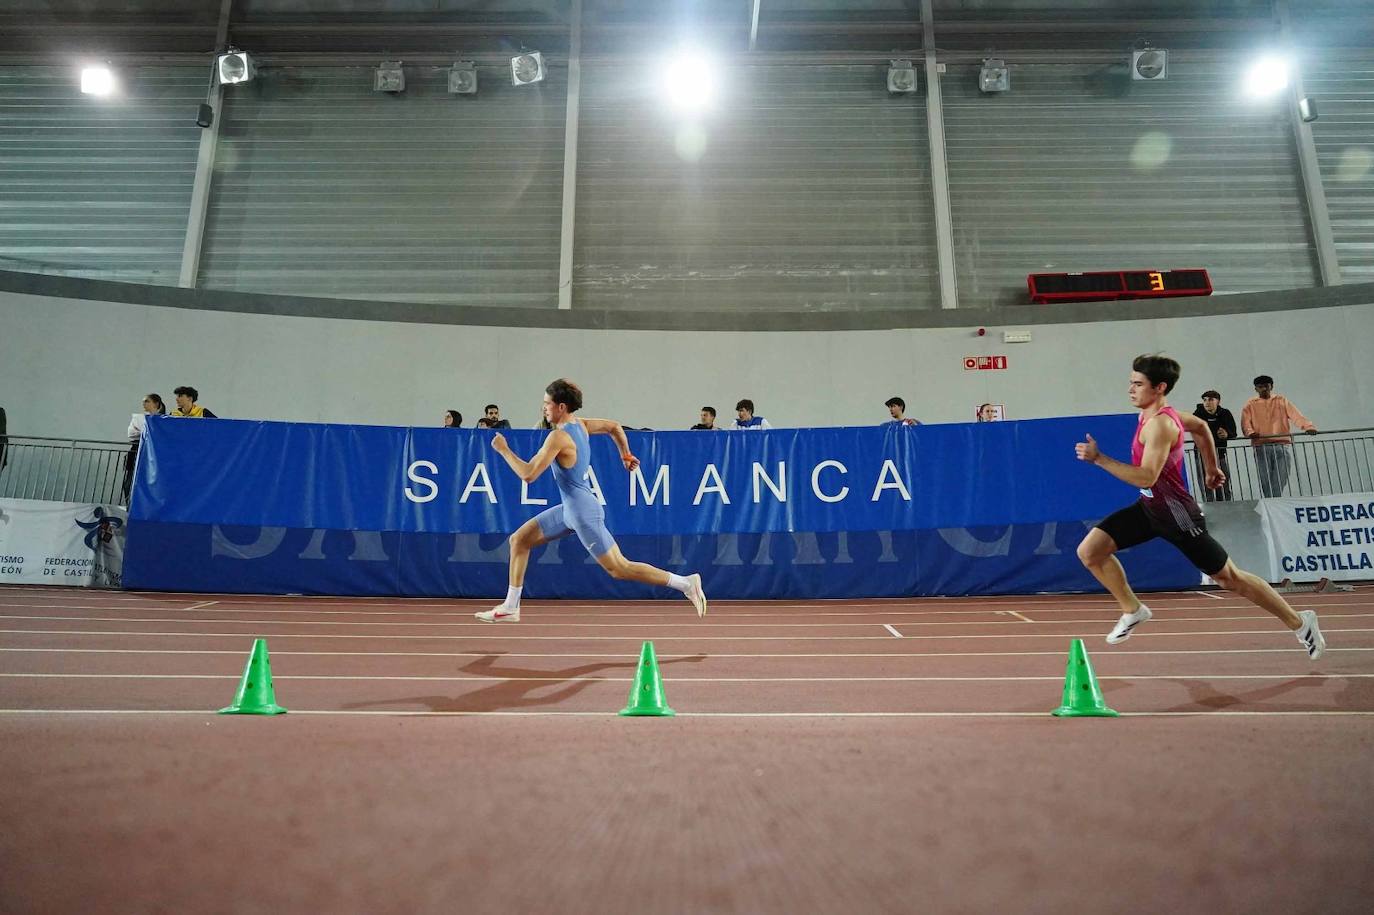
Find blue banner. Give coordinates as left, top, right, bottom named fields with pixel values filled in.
left=124, top=415, right=1200, bottom=598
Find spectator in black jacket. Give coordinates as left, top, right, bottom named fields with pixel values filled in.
left=483, top=404, right=512, bottom=429
left=1194, top=390, right=1236, bottom=501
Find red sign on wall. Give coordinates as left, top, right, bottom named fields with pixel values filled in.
left=962, top=355, right=1009, bottom=371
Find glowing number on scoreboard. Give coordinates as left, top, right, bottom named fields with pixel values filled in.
left=1148, top=271, right=1165, bottom=291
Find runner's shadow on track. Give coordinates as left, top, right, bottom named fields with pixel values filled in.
left=1161, top=676, right=1330, bottom=712
left=341, top=652, right=707, bottom=713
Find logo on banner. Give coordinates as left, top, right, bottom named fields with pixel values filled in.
left=76, top=506, right=123, bottom=550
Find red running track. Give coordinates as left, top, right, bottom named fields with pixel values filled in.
left=3, top=583, right=1373, bottom=913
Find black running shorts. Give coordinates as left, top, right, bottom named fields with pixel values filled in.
left=1095, top=501, right=1230, bottom=576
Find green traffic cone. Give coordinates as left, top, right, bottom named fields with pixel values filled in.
left=218, top=638, right=287, bottom=715
left=1051, top=638, right=1118, bottom=718
left=619, top=641, right=675, bottom=717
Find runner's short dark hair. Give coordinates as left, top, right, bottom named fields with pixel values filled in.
left=1132, top=354, right=1180, bottom=394
left=546, top=378, right=583, bottom=413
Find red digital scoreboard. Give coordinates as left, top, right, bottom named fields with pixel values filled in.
left=1026, top=269, right=1212, bottom=304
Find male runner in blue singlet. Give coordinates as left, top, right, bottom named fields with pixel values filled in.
left=476, top=378, right=708, bottom=622
left=1076, top=354, right=1324, bottom=658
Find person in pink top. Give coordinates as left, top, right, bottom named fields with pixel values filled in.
left=1242, top=374, right=1317, bottom=498
left=1074, top=354, right=1324, bottom=659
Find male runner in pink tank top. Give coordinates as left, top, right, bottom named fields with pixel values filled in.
left=1075, top=354, right=1324, bottom=659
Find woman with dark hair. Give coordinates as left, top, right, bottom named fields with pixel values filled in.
left=122, top=394, right=166, bottom=504
left=443, top=410, right=463, bottom=428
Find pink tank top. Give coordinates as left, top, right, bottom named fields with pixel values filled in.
left=1132, top=406, right=1203, bottom=532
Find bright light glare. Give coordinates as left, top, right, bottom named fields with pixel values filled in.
left=662, top=52, right=718, bottom=113
left=80, top=66, right=115, bottom=96
left=1243, top=56, right=1290, bottom=99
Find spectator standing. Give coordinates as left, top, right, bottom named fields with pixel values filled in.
left=484, top=404, right=512, bottom=429
left=884, top=397, right=919, bottom=426
left=690, top=407, right=718, bottom=430
left=443, top=410, right=463, bottom=428
left=122, top=393, right=166, bottom=503
left=1193, top=390, right=1236, bottom=502
left=1241, top=375, right=1316, bottom=498
left=169, top=386, right=217, bottom=419
left=731, top=399, right=771, bottom=430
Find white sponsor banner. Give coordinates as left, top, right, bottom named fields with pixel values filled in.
left=0, top=498, right=126, bottom=588
left=1257, top=492, right=1374, bottom=582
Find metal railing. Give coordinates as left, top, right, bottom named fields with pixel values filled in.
left=1184, top=427, right=1374, bottom=501
left=0, top=435, right=131, bottom=505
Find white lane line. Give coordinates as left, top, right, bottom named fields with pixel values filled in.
left=1195, top=590, right=1225, bottom=601
left=4, top=646, right=1372, bottom=659
left=5, top=627, right=1373, bottom=642
left=4, top=672, right=1372, bottom=682
left=883, top=624, right=904, bottom=638
left=4, top=612, right=1372, bottom=630
left=1, top=600, right=1364, bottom=619
left=183, top=601, right=218, bottom=611
left=1, top=709, right=1373, bottom=718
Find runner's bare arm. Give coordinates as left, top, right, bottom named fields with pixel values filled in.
left=490, top=429, right=569, bottom=483
left=1075, top=415, right=1173, bottom=488
left=580, top=417, right=639, bottom=471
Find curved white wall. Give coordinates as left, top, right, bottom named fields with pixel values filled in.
left=2, top=289, right=1369, bottom=440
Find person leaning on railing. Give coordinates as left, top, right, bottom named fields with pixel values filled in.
left=1241, top=375, right=1316, bottom=499
left=122, top=394, right=167, bottom=504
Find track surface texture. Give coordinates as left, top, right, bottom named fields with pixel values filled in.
left=3, top=583, right=1373, bottom=914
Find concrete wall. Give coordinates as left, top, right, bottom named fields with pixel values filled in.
left=2, top=280, right=1369, bottom=441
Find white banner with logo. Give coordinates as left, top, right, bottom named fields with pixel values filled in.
left=1257, top=492, right=1374, bottom=582
left=0, top=498, right=127, bottom=588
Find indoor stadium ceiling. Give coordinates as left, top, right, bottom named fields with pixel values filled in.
left=0, top=1, right=1369, bottom=61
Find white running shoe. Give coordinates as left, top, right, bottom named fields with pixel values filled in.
left=684, top=573, right=708, bottom=618
left=475, top=606, right=520, bottom=623
left=1106, top=604, right=1152, bottom=644
left=1295, top=609, right=1325, bottom=660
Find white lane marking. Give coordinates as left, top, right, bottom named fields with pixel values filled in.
left=883, top=624, right=903, bottom=638
left=4, top=646, right=1372, bottom=659
left=1195, top=590, right=1225, bottom=601
left=1006, top=611, right=1034, bottom=623
left=5, top=627, right=1373, bottom=642
left=183, top=601, right=218, bottom=611
left=1, top=600, right=1365, bottom=620
left=2, top=709, right=1373, bottom=718
left=3, top=672, right=1372, bottom=683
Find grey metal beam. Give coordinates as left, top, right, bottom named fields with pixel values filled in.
left=178, top=0, right=233, bottom=289
left=750, top=0, right=762, bottom=51
left=920, top=0, right=958, bottom=310
left=1277, top=0, right=1341, bottom=286
left=557, top=0, right=583, bottom=310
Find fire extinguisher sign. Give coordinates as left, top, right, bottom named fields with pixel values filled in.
left=963, top=356, right=1008, bottom=371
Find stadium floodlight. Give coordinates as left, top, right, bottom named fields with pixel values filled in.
left=216, top=49, right=255, bottom=85
left=511, top=52, right=546, bottom=86
left=448, top=61, right=477, bottom=95
left=887, top=60, right=917, bottom=94
left=1244, top=55, right=1290, bottom=99
left=979, top=58, right=1010, bottom=93
left=374, top=61, right=406, bottom=93
left=80, top=65, right=116, bottom=96
left=1131, top=48, right=1168, bottom=81
left=662, top=51, right=719, bottom=112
